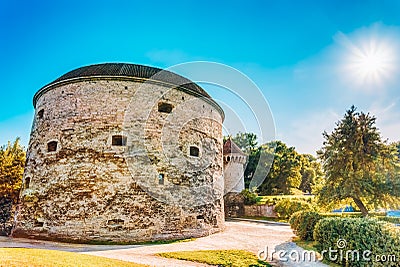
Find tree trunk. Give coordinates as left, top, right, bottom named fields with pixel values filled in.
left=353, top=197, right=369, bottom=217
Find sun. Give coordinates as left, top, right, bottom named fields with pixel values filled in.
left=341, top=36, right=396, bottom=89
left=353, top=47, right=391, bottom=81
left=359, top=52, right=385, bottom=74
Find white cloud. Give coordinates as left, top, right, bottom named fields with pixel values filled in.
left=280, top=110, right=340, bottom=155
left=368, top=100, right=400, bottom=142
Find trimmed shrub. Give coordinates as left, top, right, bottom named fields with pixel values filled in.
left=378, top=216, right=400, bottom=225
left=289, top=211, right=322, bottom=241
left=314, top=217, right=400, bottom=267
left=274, top=198, right=313, bottom=219
left=319, top=212, right=363, bottom=218
left=240, top=189, right=258, bottom=205
left=319, top=213, right=400, bottom=226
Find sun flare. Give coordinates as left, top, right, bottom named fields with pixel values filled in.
left=359, top=52, right=385, bottom=74
left=340, top=35, right=397, bottom=88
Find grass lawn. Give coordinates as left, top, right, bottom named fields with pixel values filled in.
left=87, top=237, right=196, bottom=245
left=158, top=249, right=271, bottom=267
left=256, top=195, right=314, bottom=205
left=241, top=216, right=288, bottom=223
left=0, top=248, right=147, bottom=267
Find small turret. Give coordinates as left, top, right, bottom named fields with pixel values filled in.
left=223, top=138, right=247, bottom=194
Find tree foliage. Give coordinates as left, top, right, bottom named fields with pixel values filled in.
left=258, top=141, right=302, bottom=195
left=0, top=138, right=26, bottom=203
left=229, top=132, right=258, bottom=154
left=227, top=133, right=324, bottom=195
left=395, top=141, right=400, bottom=161
left=299, top=154, right=324, bottom=194
left=317, top=106, right=400, bottom=216
left=229, top=132, right=260, bottom=188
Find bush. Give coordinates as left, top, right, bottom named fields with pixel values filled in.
left=313, top=217, right=400, bottom=267
left=319, top=213, right=400, bottom=226
left=256, top=195, right=314, bottom=206
left=274, top=198, right=313, bottom=219
left=240, top=189, right=258, bottom=205
left=319, top=212, right=364, bottom=218
left=289, top=211, right=322, bottom=241
left=0, top=197, right=13, bottom=235
left=377, top=216, right=400, bottom=225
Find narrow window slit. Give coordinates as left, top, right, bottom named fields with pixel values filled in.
left=159, top=173, right=165, bottom=185
left=25, top=177, right=31, bottom=189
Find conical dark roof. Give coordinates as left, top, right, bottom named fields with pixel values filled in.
left=33, top=63, right=214, bottom=108
left=223, top=138, right=246, bottom=155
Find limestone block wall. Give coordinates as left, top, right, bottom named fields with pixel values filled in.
left=223, top=193, right=245, bottom=218
left=13, top=78, right=225, bottom=243
left=243, top=204, right=277, bottom=218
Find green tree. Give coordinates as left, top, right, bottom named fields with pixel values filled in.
left=0, top=138, right=26, bottom=203
left=299, top=154, right=324, bottom=194
left=230, top=132, right=258, bottom=154
left=258, top=141, right=302, bottom=195
left=317, top=106, right=400, bottom=216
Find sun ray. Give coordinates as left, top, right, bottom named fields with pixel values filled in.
left=337, top=32, right=397, bottom=90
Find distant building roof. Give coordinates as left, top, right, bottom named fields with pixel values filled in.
left=223, top=138, right=246, bottom=155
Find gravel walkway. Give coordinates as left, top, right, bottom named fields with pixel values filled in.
left=1, top=220, right=328, bottom=266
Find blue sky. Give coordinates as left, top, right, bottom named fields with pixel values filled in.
left=1, top=0, right=400, bottom=154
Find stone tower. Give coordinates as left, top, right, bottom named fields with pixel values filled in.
left=223, top=138, right=247, bottom=194
left=13, top=63, right=225, bottom=243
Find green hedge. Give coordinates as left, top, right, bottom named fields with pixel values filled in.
left=320, top=213, right=400, bottom=226
left=274, top=199, right=314, bottom=219
left=314, top=217, right=400, bottom=267
left=376, top=216, right=400, bottom=225
left=256, top=195, right=313, bottom=206
left=289, top=211, right=322, bottom=241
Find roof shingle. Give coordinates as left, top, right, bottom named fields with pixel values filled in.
left=33, top=63, right=213, bottom=108
left=223, top=138, right=246, bottom=155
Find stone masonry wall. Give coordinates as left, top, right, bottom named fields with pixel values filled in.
left=13, top=79, right=225, bottom=243
left=244, top=204, right=277, bottom=218
left=223, top=156, right=245, bottom=194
